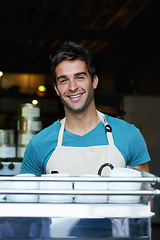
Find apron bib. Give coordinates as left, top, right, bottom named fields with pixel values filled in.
left=46, top=111, right=125, bottom=176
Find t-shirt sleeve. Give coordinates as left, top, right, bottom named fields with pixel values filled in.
left=20, top=139, right=44, bottom=175
left=127, top=127, right=151, bottom=167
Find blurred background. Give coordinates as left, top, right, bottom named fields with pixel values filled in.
left=0, top=0, right=160, bottom=236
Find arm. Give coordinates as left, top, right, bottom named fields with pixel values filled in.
left=134, top=160, right=153, bottom=211
left=128, top=126, right=151, bottom=171
left=20, top=139, right=44, bottom=175
left=134, top=162, right=149, bottom=173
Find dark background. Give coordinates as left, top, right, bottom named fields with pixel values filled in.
left=0, top=0, right=160, bottom=95
left=0, top=1, right=160, bottom=236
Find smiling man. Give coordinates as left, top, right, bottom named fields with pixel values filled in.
left=21, top=41, right=150, bottom=176
left=55, top=60, right=98, bottom=115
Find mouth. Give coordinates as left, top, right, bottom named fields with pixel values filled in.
left=67, top=93, right=84, bottom=100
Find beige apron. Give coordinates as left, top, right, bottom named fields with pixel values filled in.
left=46, top=111, right=125, bottom=176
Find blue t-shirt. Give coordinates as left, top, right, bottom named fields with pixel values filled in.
left=20, top=114, right=150, bottom=175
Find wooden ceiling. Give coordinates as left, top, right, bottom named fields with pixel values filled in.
left=0, top=0, right=158, bottom=73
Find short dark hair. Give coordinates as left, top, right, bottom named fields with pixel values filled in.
left=50, top=41, right=96, bottom=84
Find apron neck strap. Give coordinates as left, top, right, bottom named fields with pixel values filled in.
left=96, top=110, right=114, bottom=145
left=57, top=118, right=66, bottom=146
left=57, top=111, right=115, bottom=146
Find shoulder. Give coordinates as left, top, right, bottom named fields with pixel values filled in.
left=104, top=114, right=141, bottom=144
left=104, top=114, right=136, bottom=134
left=31, top=120, right=61, bottom=145
left=21, top=120, right=61, bottom=175
left=28, top=120, right=61, bottom=160
left=104, top=114, right=150, bottom=166
left=105, top=115, right=139, bottom=151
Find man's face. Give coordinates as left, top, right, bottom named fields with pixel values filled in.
left=54, top=59, right=98, bottom=114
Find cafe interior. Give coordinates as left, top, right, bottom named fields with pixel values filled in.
left=0, top=0, right=160, bottom=239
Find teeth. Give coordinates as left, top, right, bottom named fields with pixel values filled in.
left=69, top=94, right=81, bottom=98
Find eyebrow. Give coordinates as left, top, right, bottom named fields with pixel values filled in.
left=56, top=72, right=87, bottom=82
left=74, top=72, right=87, bottom=77
left=57, top=75, right=67, bottom=81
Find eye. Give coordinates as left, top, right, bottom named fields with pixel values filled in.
left=59, top=79, right=67, bottom=84
left=60, top=79, right=66, bottom=83
left=77, top=75, right=85, bottom=80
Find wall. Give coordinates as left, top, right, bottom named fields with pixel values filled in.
left=1, top=73, right=46, bottom=94
left=123, top=95, right=160, bottom=223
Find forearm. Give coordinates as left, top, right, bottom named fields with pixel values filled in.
left=134, top=162, right=149, bottom=173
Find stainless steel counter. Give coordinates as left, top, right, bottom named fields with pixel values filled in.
left=0, top=171, right=159, bottom=239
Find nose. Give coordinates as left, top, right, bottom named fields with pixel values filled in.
left=68, top=79, right=78, bottom=91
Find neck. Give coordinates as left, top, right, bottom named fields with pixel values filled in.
left=64, top=108, right=100, bottom=136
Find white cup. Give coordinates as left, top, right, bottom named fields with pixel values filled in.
left=74, top=175, right=108, bottom=203
left=6, top=174, right=38, bottom=202
left=108, top=168, right=142, bottom=203
left=39, top=173, right=73, bottom=203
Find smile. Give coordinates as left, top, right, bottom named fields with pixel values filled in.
left=68, top=93, right=83, bottom=99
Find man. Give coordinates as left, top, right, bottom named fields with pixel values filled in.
left=20, top=41, right=151, bottom=239
left=21, top=41, right=150, bottom=175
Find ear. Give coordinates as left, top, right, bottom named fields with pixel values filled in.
left=54, top=84, right=60, bottom=96
left=93, top=75, right=98, bottom=90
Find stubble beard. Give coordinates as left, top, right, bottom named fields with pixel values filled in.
left=62, top=89, right=95, bottom=114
